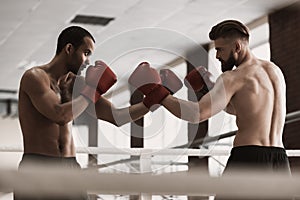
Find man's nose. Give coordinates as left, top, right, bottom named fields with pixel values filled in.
left=216, top=52, right=220, bottom=60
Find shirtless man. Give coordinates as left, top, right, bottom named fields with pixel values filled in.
left=16, top=25, right=183, bottom=199
left=16, top=26, right=153, bottom=200
left=129, top=20, right=291, bottom=174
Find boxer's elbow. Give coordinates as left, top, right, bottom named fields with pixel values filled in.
left=110, top=120, right=123, bottom=127
left=55, top=118, right=71, bottom=126
left=198, top=107, right=211, bottom=123
left=53, top=105, right=73, bottom=125
left=56, top=120, right=68, bottom=126
left=187, top=116, right=207, bottom=124
left=99, top=118, right=125, bottom=127
left=179, top=104, right=201, bottom=124
left=184, top=108, right=209, bottom=124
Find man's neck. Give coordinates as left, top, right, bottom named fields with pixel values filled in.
left=45, top=56, right=68, bottom=81
left=236, top=48, right=253, bottom=67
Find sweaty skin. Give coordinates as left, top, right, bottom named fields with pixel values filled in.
left=18, top=37, right=94, bottom=157
left=221, top=59, right=285, bottom=147
left=162, top=37, right=286, bottom=148
left=18, top=67, right=87, bottom=157
left=18, top=36, right=149, bottom=157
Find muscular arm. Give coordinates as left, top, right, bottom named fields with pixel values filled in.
left=68, top=74, right=149, bottom=127
left=162, top=74, right=235, bottom=123
left=85, top=97, right=149, bottom=127
left=21, top=68, right=89, bottom=125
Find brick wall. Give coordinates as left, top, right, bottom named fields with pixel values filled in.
left=269, top=2, right=300, bottom=173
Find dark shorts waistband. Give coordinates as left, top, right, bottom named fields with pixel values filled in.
left=19, top=153, right=80, bottom=169
left=22, top=153, right=77, bottom=161
left=231, top=145, right=286, bottom=154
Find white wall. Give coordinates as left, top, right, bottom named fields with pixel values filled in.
left=0, top=118, right=23, bottom=169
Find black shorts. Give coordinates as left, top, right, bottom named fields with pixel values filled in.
left=14, top=153, right=89, bottom=200
left=223, top=145, right=291, bottom=175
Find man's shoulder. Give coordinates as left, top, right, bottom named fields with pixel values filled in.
left=215, top=70, right=245, bottom=93
left=264, top=61, right=282, bottom=71
left=22, top=67, right=48, bottom=81
left=218, top=70, right=237, bottom=82
left=24, top=66, right=46, bottom=76
left=20, top=66, right=50, bottom=90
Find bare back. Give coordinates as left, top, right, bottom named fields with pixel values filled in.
left=228, top=59, right=286, bottom=147
left=18, top=67, right=75, bottom=157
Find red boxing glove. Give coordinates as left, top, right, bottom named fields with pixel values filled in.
left=184, top=66, right=215, bottom=92
left=81, top=60, right=117, bottom=103
left=128, top=62, right=161, bottom=95
left=128, top=62, right=170, bottom=109
left=160, top=69, right=183, bottom=95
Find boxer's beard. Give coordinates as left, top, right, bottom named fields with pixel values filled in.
left=77, top=64, right=87, bottom=75
left=220, top=51, right=236, bottom=72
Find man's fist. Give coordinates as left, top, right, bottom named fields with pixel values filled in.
left=184, top=66, right=215, bottom=92
left=58, top=72, right=76, bottom=103
left=81, top=60, right=117, bottom=103
left=160, top=69, right=183, bottom=95
left=128, top=62, right=170, bottom=109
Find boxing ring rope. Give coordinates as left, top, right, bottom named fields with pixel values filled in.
left=1, top=146, right=300, bottom=157
left=0, top=110, right=300, bottom=156
left=1, top=168, right=300, bottom=198
left=0, top=111, right=300, bottom=199
left=176, top=110, right=300, bottom=148
left=285, top=110, right=300, bottom=124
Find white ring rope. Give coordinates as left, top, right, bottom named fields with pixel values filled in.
left=0, top=145, right=300, bottom=157
left=0, top=168, right=299, bottom=198
left=0, top=108, right=299, bottom=198
left=1, top=111, right=299, bottom=155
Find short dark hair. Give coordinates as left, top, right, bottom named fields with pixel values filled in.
left=56, top=26, right=95, bottom=55
left=209, top=20, right=250, bottom=41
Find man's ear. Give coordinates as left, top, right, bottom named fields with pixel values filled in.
left=64, top=43, right=73, bottom=55
left=235, top=41, right=242, bottom=54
